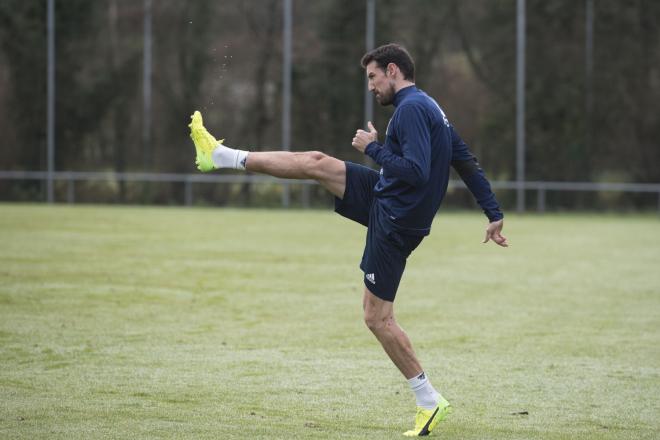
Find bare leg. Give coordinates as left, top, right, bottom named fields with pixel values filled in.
left=363, top=287, right=423, bottom=379
left=245, top=151, right=346, bottom=199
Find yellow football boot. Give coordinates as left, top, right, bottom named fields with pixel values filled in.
left=188, top=110, right=224, bottom=172
left=403, top=398, right=452, bottom=437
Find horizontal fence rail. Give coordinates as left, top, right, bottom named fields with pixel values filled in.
left=1, top=170, right=659, bottom=212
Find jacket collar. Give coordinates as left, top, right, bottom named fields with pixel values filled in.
left=393, top=85, right=417, bottom=107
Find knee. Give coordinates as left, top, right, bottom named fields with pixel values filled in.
left=364, top=311, right=388, bottom=335
left=306, top=151, right=327, bottom=162
left=304, top=151, right=330, bottom=178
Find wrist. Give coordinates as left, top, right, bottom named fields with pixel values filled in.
left=365, top=141, right=380, bottom=156
left=487, top=211, right=503, bottom=222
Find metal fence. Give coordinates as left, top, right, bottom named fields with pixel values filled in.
left=2, top=171, right=659, bottom=213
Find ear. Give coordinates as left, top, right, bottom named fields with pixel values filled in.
left=386, top=62, right=395, bottom=77
left=386, top=62, right=399, bottom=78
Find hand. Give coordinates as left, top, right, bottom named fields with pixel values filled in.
left=352, top=121, right=378, bottom=153
left=483, top=219, right=508, bottom=247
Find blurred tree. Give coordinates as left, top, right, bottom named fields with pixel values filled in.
left=0, top=0, right=658, bottom=207
left=595, top=0, right=660, bottom=184
left=525, top=0, right=591, bottom=182
left=449, top=0, right=517, bottom=180
left=450, top=0, right=660, bottom=186
left=236, top=0, right=279, bottom=204
left=0, top=0, right=120, bottom=202
left=238, top=0, right=279, bottom=149
left=153, top=0, right=215, bottom=175
left=0, top=1, right=50, bottom=173
left=105, top=0, right=142, bottom=201
left=293, top=0, right=367, bottom=164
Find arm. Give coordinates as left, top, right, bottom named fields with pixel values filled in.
left=352, top=105, right=431, bottom=187
left=450, top=126, right=508, bottom=247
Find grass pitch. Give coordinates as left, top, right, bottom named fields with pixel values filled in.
left=0, top=204, right=659, bottom=439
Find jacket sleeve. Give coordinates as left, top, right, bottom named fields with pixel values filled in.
left=365, top=105, right=431, bottom=187
left=450, top=126, right=504, bottom=222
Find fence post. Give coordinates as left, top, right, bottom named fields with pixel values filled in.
left=281, top=0, right=292, bottom=208
left=516, top=0, right=526, bottom=213
left=47, top=0, right=56, bottom=204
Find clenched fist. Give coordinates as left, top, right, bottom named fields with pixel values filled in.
left=352, top=121, right=378, bottom=153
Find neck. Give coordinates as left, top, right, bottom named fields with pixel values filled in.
left=394, top=80, right=415, bottom=94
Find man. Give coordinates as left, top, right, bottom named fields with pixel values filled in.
left=189, top=43, right=507, bottom=437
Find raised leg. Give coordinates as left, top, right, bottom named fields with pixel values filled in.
left=246, top=151, right=346, bottom=199
left=188, top=112, right=346, bottom=198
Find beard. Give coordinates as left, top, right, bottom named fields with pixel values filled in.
left=374, top=84, right=395, bottom=106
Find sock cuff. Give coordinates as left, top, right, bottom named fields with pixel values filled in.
left=407, top=371, right=428, bottom=391
left=235, top=150, right=248, bottom=170
left=211, top=145, right=248, bottom=170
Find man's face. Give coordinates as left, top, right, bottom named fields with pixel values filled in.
left=366, top=61, right=395, bottom=106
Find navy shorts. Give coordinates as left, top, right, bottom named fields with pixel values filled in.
left=334, top=162, right=423, bottom=302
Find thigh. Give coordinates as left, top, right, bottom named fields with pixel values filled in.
left=334, top=162, right=380, bottom=227
left=359, top=206, right=424, bottom=302
left=313, top=155, right=347, bottom=199
left=363, top=286, right=394, bottom=318
left=360, top=224, right=405, bottom=302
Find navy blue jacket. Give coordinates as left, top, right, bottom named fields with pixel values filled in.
left=365, top=85, right=502, bottom=236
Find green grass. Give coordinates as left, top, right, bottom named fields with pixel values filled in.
left=0, top=204, right=659, bottom=439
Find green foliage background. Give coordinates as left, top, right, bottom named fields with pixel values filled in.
left=0, top=0, right=659, bottom=207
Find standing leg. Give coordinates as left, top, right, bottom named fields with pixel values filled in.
left=362, top=287, right=423, bottom=379
left=362, top=287, right=452, bottom=436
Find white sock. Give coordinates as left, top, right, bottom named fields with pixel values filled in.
left=407, top=372, right=441, bottom=410
left=211, top=144, right=249, bottom=170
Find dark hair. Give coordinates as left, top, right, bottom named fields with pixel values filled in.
left=360, top=43, right=415, bottom=81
